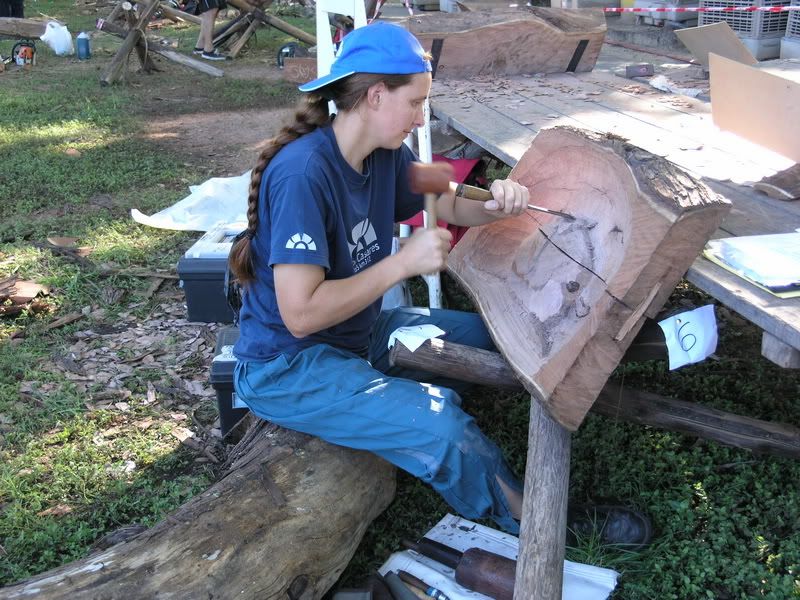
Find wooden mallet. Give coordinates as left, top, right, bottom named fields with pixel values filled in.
left=408, top=161, right=575, bottom=221
left=409, top=162, right=455, bottom=230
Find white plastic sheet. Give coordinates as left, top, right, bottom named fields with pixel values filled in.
left=131, top=171, right=250, bottom=232
left=40, top=22, right=74, bottom=56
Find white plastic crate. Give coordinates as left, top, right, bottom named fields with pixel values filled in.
left=699, top=0, right=791, bottom=38
left=634, top=0, right=698, bottom=23
left=786, top=0, right=800, bottom=38
left=741, top=34, right=783, bottom=57
left=781, top=36, right=800, bottom=56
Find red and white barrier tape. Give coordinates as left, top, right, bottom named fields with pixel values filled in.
left=603, top=5, right=800, bottom=11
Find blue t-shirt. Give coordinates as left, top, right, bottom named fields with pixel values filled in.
left=233, top=124, right=424, bottom=362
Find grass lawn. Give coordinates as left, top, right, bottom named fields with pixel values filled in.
left=1, top=2, right=799, bottom=598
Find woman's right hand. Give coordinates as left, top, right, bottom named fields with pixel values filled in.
left=399, top=227, right=453, bottom=277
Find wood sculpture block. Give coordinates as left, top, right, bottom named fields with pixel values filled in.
left=448, top=127, right=731, bottom=430
left=402, top=7, right=607, bottom=78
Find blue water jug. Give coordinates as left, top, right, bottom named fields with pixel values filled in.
left=76, top=32, right=90, bottom=60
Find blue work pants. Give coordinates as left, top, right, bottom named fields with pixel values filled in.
left=234, top=307, right=522, bottom=533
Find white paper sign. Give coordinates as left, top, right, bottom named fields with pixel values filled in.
left=387, top=325, right=446, bottom=353
left=658, top=305, right=718, bottom=370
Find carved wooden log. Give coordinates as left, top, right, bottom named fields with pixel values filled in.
left=0, top=421, right=395, bottom=599
left=448, top=127, right=731, bottom=431
left=402, top=7, right=607, bottom=79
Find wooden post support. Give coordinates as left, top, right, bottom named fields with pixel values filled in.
left=125, top=5, right=159, bottom=72
left=516, top=402, right=570, bottom=600
left=227, top=16, right=260, bottom=58
left=101, top=0, right=161, bottom=85
left=97, top=18, right=224, bottom=77
left=225, top=0, right=316, bottom=46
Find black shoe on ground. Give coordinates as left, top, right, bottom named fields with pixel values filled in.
left=201, top=50, right=226, bottom=61
left=567, top=504, right=653, bottom=551
left=192, top=47, right=203, bottom=55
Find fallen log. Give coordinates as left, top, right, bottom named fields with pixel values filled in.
left=390, top=338, right=800, bottom=459
left=0, top=17, right=54, bottom=38
left=0, top=421, right=395, bottom=599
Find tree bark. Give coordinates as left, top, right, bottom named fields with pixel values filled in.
left=0, top=421, right=395, bottom=599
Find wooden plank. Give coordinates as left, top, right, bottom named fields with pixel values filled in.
left=403, top=7, right=606, bottom=78
left=282, top=56, right=316, bottom=85
left=674, top=22, right=757, bottom=69
left=761, top=332, right=800, bottom=368
left=686, top=257, right=800, bottom=354
left=430, top=85, right=535, bottom=167
left=710, top=53, right=800, bottom=164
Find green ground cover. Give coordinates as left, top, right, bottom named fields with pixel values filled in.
left=1, top=3, right=798, bottom=597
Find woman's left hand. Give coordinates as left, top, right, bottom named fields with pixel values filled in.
left=483, top=179, right=529, bottom=217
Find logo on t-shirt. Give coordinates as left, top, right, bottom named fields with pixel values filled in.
left=285, top=233, right=317, bottom=251
left=347, top=219, right=380, bottom=272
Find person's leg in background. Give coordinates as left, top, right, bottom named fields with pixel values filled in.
left=194, top=0, right=225, bottom=60
left=9, top=0, right=23, bottom=17
left=0, top=0, right=12, bottom=18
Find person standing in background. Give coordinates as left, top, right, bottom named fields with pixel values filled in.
left=193, top=0, right=226, bottom=61
left=0, top=0, right=24, bottom=18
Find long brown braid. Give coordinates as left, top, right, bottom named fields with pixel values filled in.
left=228, top=72, right=416, bottom=284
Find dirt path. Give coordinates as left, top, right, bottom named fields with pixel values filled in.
left=140, top=62, right=299, bottom=176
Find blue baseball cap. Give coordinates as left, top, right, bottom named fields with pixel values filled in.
left=298, top=22, right=432, bottom=93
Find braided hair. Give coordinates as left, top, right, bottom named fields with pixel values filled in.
left=228, top=73, right=415, bottom=284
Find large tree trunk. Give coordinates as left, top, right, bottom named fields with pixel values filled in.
left=402, top=7, right=607, bottom=78
left=0, top=421, right=395, bottom=600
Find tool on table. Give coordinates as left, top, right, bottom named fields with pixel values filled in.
left=409, top=161, right=575, bottom=221
left=409, top=162, right=455, bottom=230
left=403, top=538, right=515, bottom=600
left=397, top=570, right=451, bottom=600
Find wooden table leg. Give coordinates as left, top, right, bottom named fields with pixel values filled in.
left=515, top=398, right=571, bottom=600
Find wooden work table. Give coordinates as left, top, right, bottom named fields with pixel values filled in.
left=430, top=72, right=800, bottom=368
